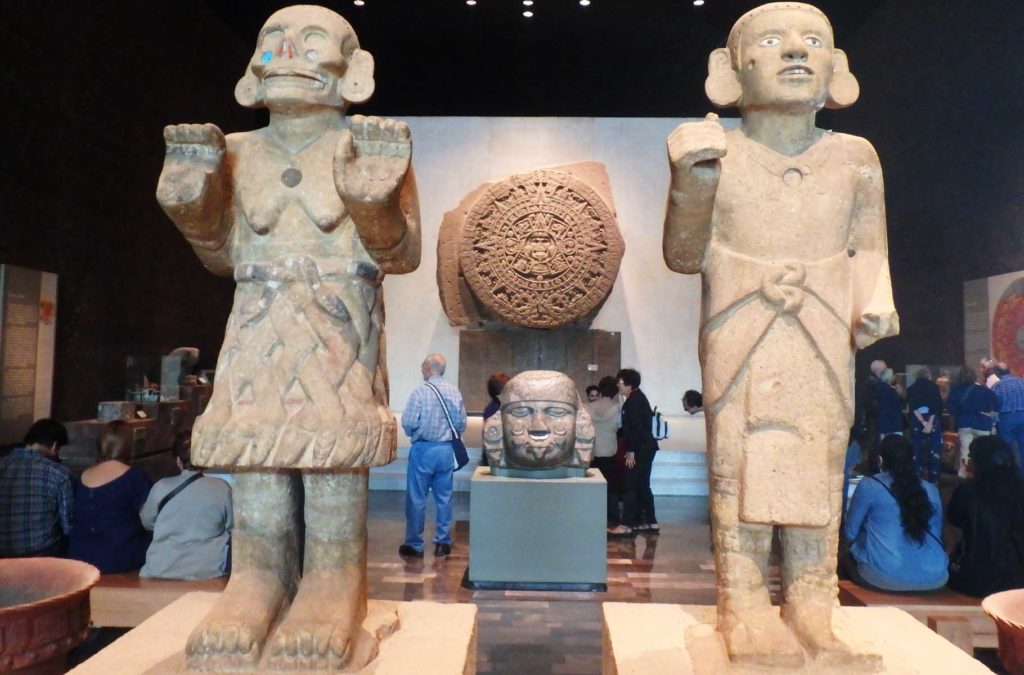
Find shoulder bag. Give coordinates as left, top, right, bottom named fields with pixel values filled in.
left=424, top=382, right=469, bottom=470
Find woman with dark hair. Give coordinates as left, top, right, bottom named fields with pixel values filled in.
left=947, top=435, right=1024, bottom=597
left=586, top=376, right=623, bottom=525
left=67, top=421, right=152, bottom=572
left=608, top=368, right=659, bottom=536
left=480, top=373, right=510, bottom=463
left=843, top=435, right=947, bottom=591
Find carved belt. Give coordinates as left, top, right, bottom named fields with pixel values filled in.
left=234, top=256, right=379, bottom=326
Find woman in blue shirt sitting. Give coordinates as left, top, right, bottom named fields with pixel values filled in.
left=843, top=435, right=948, bottom=591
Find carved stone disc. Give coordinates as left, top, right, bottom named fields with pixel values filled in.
left=458, top=170, right=624, bottom=329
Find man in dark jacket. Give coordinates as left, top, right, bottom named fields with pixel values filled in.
left=608, top=368, right=659, bottom=535
left=907, top=367, right=944, bottom=482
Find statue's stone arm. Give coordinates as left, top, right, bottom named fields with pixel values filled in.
left=156, top=123, right=233, bottom=276
left=334, top=115, right=421, bottom=274
left=847, top=135, right=900, bottom=348
left=663, top=113, right=728, bottom=275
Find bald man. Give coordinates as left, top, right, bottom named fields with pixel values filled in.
left=399, top=354, right=467, bottom=558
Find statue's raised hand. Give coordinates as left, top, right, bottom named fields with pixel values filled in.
left=333, top=115, right=411, bottom=207
left=668, top=113, right=727, bottom=182
left=157, top=123, right=228, bottom=244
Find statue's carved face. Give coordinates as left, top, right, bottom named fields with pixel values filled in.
left=250, top=8, right=351, bottom=108
left=735, top=9, right=834, bottom=112
left=502, top=400, right=577, bottom=468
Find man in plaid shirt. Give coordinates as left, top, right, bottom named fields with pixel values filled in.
left=399, top=354, right=466, bottom=559
left=993, top=366, right=1024, bottom=470
left=0, top=419, right=73, bottom=557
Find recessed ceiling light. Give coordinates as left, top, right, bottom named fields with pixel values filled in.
left=353, top=0, right=365, bottom=6
left=523, top=0, right=534, bottom=5
left=466, top=0, right=476, bottom=4
left=580, top=0, right=591, bottom=5
left=693, top=0, right=705, bottom=5
left=523, top=10, right=534, bottom=17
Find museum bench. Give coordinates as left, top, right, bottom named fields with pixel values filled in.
left=837, top=579, right=996, bottom=654
left=89, top=571, right=227, bottom=628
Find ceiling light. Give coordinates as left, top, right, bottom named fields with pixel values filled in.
left=693, top=0, right=704, bottom=5
left=353, top=0, right=365, bottom=6
left=466, top=0, right=476, bottom=4
left=523, top=10, right=534, bottom=17
left=523, top=0, right=534, bottom=5
left=580, top=0, right=591, bottom=5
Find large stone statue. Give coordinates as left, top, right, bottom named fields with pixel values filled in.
left=482, top=371, right=595, bottom=475
left=156, top=5, right=419, bottom=670
left=664, top=3, right=897, bottom=669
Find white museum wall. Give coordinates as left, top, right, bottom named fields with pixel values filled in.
left=382, top=116, right=728, bottom=421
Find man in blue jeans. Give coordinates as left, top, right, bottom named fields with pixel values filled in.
left=993, top=366, right=1024, bottom=471
left=400, top=354, right=467, bottom=558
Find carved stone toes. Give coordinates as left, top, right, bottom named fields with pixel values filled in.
left=265, top=624, right=355, bottom=671
left=185, top=621, right=260, bottom=670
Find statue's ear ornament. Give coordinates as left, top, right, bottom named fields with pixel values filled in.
left=825, top=49, right=859, bottom=109
left=340, top=49, right=376, bottom=105
left=234, top=64, right=264, bottom=108
left=705, top=47, right=743, bottom=108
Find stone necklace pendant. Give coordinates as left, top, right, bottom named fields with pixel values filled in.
left=735, top=131, right=832, bottom=188
left=281, top=167, right=302, bottom=188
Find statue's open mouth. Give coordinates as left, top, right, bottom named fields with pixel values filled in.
left=778, top=66, right=813, bottom=77
left=264, top=70, right=327, bottom=89
left=528, top=431, right=550, bottom=442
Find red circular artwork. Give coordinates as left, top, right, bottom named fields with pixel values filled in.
left=992, top=277, right=1024, bottom=375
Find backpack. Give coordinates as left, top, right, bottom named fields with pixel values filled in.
left=651, top=406, right=669, bottom=441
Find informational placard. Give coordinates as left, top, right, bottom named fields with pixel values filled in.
left=963, top=269, right=1024, bottom=373
left=0, top=265, right=58, bottom=445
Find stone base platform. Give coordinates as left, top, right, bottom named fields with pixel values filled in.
left=71, top=592, right=476, bottom=674
left=602, top=603, right=989, bottom=674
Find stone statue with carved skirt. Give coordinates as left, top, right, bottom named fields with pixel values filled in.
left=664, top=3, right=898, bottom=670
left=156, top=5, right=419, bottom=671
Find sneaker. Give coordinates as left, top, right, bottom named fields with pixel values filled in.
left=434, top=543, right=452, bottom=557
left=607, top=525, right=634, bottom=537
left=398, top=544, right=424, bottom=558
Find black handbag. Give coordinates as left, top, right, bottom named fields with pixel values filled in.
left=424, top=382, right=469, bottom=470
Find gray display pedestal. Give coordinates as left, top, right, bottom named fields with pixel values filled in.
left=466, top=466, right=607, bottom=591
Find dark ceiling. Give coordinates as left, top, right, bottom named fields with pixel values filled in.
left=205, top=0, right=887, bottom=117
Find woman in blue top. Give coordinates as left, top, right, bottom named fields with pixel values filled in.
left=67, top=421, right=152, bottom=572
left=843, top=435, right=948, bottom=591
left=947, top=366, right=1000, bottom=478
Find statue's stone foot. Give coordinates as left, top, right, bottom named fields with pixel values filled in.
left=263, top=569, right=379, bottom=672
left=721, top=608, right=804, bottom=668
left=186, top=570, right=286, bottom=671
left=783, top=603, right=883, bottom=671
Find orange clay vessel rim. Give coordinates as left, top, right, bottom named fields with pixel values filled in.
left=0, top=558, right=100, bottom=618
left=982, top=589, right=1024, bottom=630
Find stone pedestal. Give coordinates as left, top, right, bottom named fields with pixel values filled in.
left=601, top=603, right=990, bottom=674
left=70, top=592, right=477, bottom=674
left=467, top=467, right=606, bottom=590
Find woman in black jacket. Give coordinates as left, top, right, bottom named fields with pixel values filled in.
left=608, top=368, right=659, bottom=536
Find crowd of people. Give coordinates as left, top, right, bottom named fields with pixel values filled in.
left=5, top=354, right=1023, bottom=604
left=844, top=357, right=1024, bottom=597
left=0, top=418, right=232, bottom=579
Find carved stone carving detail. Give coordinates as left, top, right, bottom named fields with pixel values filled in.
left=438, top=162, right=624, bottom=329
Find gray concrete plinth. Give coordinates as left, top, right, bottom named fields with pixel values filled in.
left=468, top=466, right=607, bottom=589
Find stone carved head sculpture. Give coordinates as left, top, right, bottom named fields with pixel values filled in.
left=482, top=371, right=594, bottom=474
left=234, top=4, right=375, bottom=111
left=705, top=2, right=859, bottom=112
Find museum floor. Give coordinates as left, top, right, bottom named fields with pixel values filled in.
left=68, top=490, right=1005, bottom=674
